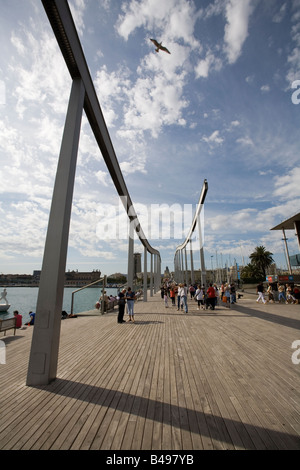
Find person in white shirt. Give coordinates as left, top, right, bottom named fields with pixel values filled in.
left=179, top=283, right=188, bottom=313
left=195, top=286, right=204, bottom=310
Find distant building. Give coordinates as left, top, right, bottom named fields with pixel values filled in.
left=0, top=273, right=37, bottom=286
left=0, top=270, right=101, bottom=287
left=64, top=270, right=101, bottom=287
left=164, top=266, right=170, bottom=278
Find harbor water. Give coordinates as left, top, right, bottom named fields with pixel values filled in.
left=0, top=286, right=119, bottom=324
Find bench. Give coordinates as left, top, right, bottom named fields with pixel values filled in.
left=0, top=317, right=16, bottom=336
left=104, top=299, right=118, bottom=312
left=96, top=299, right=118, bottom=313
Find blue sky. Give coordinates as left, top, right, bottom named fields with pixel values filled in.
left=0, top=0, right=300, bottom=277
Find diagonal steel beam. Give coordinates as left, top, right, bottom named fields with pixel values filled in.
left=42, top=0, right=159, bottom=257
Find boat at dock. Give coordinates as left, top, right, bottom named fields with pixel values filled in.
left=0, top=304, right=10, bottom=312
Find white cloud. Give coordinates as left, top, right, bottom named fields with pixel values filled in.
left=69, top=0, right=87, bottom=36
left=117, top=0, right=201, bottom=50
left=0, top=117, right=56, bottom=198
left=260, top=84, right=270, bottom=93
left=10, top=32, right=26, bottom=56
left=272, top=3, right=287, bottom=23
left=245, top=75, right=254, bottom=84
left=202, top=130, right=224, bottom=145
left=11, top=27, right=70, bottom=118
left=236, top=135, right=254, bottom=147
left=273, top=167, right=300, bottom=199
left=259, top=169, right=273, bottom=176
left=94, top=65, right=131, bottom=127
left=114, top=0, right=199, bottom=142
left=121, top=71, right=188, bottom=138
left=208, top=208, right=256, bottom=233
left=95, top=170, right=109, bottom=187
left=286, top=0, right=300, bottom=83
left=195, top=51, right=222, bottom=78
left=0, top=200, right=49, bottom=259
left=93, top=35, right=190, bottom=175
left=224, top=0, right=254, bottom=64
left=207, top=198, right=300, bottom=252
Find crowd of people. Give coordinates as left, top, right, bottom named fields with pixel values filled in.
left=95, top=291, right=118, bottom=312
left=160, top=280, right=240, bottom=312
left=8, top=280, right=299, bottom=331
left=9, top=287, right=142, bottom=330
left=160, top=278, right=300, bottom=311
left=256, top=282, right=300, bottom=304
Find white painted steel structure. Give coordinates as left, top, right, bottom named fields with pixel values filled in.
left=174, top=180, right=208, bottom=286
left=27, top=0, right=160, bottom=385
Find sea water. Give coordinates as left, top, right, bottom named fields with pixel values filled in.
left=0, top=286, right=119, bottom=323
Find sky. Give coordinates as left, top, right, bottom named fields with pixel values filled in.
left=0, top=0, right=300, bottom=277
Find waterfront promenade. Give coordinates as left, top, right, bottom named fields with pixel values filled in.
left=0, top=291, right=299, bottom=450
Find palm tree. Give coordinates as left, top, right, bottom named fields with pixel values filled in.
left=241, top=263, right=261, bottom=280
left=249, top=246, right=274, bottom=279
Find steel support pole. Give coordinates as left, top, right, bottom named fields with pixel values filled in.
left=153, top=254, right=156, bottom=291
left=174, top=252, right=177, bottom=281
left=184, top=247, right=188, bottom=285
left=27, top=78, right=85, bottom=385
left=294, top=221, right=300, bottom=250
left=143, top=246, right=147, bottom=302
left=150, top=253, right=153, bottom=296
left=180, top=250, right=183, bottom=283
left=158, top=256, right=161, bottom=290
left=198, top=215, right=206, bottom=287
left=155, top=254, right=160, bottom=291
left=154, top=254, right=158, bottom=291
left=282, top=228, right=292, bottom=275
left=127, top=220, right=134, bottom=288
left=181, top=249, right=184, bottom=283
left=190, top=239, right=195, bottom=285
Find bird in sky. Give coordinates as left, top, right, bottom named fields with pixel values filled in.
left=150, top=39, right=171, bottom=54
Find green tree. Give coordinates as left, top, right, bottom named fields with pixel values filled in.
left=241, top=263, right=261, bottom=280
left=249, top=245, right=274, bottom=279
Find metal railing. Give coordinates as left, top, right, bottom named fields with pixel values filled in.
left=70, top=275, right=106, bottom=315
left=116, top=281, right=144, bottom=301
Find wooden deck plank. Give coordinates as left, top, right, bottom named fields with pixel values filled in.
left=195, top=316, right=293, bottom=450
left=0, top=292, right=299, bottom=450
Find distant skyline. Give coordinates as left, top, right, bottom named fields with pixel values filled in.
left=1, top=0, right=300, bottom=276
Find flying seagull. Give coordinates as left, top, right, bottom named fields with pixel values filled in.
left=150, top=39, right=171, bottom=54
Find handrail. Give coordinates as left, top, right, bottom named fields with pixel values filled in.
left=116, top=282, right=127, bottom=293
left=116, top=281, right=144, bottom=298
left=70, top=275, right=106, bottom=315
left=42, top=0, right=160, bottom=261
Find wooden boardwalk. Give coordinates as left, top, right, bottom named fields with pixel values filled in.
left=0, top=291, right=299, bottom=451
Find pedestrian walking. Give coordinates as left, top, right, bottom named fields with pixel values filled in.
left=256, top=282, right=266, bottom=304
left=278, top=284, right=287, bottom=303
left=179, top=283, right=188, bottom=313
left=195, top=285, right=204, bottom=310
left=126, top=287, right=136, bottom=322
